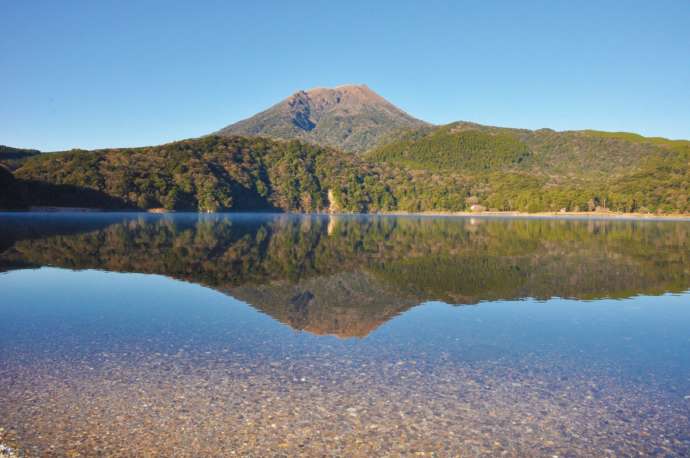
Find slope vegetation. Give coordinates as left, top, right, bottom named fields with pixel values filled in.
left=0, top=145, right=41, bottom=171
left=9, top=135, right=410, bottom=212
left=367, top=122, right=690, bottom=213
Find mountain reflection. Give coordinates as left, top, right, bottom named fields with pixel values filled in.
left=1, top=214, right=689, bottom=337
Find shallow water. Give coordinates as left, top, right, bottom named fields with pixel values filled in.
left=1, top=213, right=689, bottom=456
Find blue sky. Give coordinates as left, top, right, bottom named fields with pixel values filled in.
left=2, top=0, right=689, bottom=151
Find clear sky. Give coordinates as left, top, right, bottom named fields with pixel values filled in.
left=2, top=0, right=689, bottom=151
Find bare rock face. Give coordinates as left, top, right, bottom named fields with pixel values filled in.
left=216, top=84, right=428, bottom=154
left=287, top=91, right=315, bottom=131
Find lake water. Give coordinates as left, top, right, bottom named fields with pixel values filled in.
left=1, top=213, right=689, bottom=456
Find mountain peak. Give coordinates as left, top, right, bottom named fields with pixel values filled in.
left=216, top=85, right=428, bottom=153
left=300, top=83, right=373, bottom=96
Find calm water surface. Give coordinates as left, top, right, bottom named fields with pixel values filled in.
left=1, top=213, right=689, bottom=456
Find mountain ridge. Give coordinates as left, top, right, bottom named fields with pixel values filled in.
left=216, top=84, right=428, bottom=153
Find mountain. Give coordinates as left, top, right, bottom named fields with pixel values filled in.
left=2, top=85, right=689, bottom=214
left=215, top=84, right=428, bottom=153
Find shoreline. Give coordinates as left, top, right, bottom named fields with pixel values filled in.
left=1, top=208, right=689, bottom=222
left=379, top=210, right=690, bottom=222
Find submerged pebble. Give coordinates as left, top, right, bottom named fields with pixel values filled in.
left=1, top=347, right=689, bottom=456
left=0, top=444, right=17, bottom=457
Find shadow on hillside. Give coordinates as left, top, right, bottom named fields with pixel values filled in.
left=229, top=183, right=282, bottom=212
left=0, top=171, right=133, bottom=211
left=1, top=166, right=282, bottom=213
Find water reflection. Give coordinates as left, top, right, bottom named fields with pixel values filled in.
left=1, top=214, right=690, bottom=456
left=1, top=213, right=689, bottom=337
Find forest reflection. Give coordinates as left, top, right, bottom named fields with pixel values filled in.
left=1, top=214, right=688, bottom=337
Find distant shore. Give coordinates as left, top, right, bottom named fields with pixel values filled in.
left=381, top=210, right=690, bottom=221
left=1, top=207, right=689, bottom=222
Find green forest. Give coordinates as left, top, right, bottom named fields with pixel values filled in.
left=1, top=123, right=689, bottom=214
left=367, top=123, right=690, bottom=213
left=3, top=137, right=400, bottom=213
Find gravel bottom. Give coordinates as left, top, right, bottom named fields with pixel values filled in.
left=1, top=349, right=689, bottom=457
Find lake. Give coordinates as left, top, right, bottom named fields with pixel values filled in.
left=1, top=213, right=689, bottom=456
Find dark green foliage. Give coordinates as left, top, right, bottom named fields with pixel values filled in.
left=4, top=121, right=689, bottom=214
left=0, top=165, right=131, bottom=210
left=368, top=123, right=530, bottom=171
left=0, top=145, right=41, bottom=171
left=367, top=123, right=690, bottom=214
left=0, top=166, right=20, bottom=209
left=9, top=136, right=405, bottom=213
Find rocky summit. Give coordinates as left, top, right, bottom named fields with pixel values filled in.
left=216, top=84, right=428, bottom=153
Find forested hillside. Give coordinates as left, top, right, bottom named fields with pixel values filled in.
left=2, top=90, right=689, bottom=215
left=367, top=122, right=690, bottom=213
left=2, top=127, right=689, bottom=214
left=7, top=136, right=409, bottom=212
left=0, top=145, right=41, bottom=170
